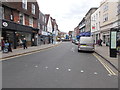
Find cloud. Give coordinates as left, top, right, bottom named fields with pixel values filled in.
left=37, top=0, right=102, bottom=33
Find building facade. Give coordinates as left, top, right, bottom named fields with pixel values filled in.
left=51, top=18, right=58, bottom=44
left=79, top=17, right=85, bottom=33
left=38, top=11, right=47, bottom=45
left=45, top=14, right=53, bottom=44
left=100, top=0, right=118, bottom=46
left=91, top=8, right=101, bottom=44
left=85, top=8, right=98, bottom=33
left=1, top=0, right=39, bottom=49
left=74, top=26, right=79, bottom=40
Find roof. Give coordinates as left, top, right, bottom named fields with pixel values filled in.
left=85, top=8, right=98, bottom=16
left=45, top=14, right=50, bottom=25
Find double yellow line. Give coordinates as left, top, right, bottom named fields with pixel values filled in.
left=93, top=53, right=116, bottom=76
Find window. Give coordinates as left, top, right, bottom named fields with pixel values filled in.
left=29, top=17, right=33, bottom=27
left=10, top=10, right=14, bottom=21
left=45, top=17, right=46, bottom=23
left=22, top=0, right=27, bottom=10
left=42, top=16, right=44, bottom=22
left=38, top=23, right=40, bottom=29
left=19, top=13, right=25, bottom=25
left=42, top=25, right=44, bottom=31
left=103, top=4, right=108, bottom=12
left=32, top=4, right=35, bottom=14
left=96, top=14, right=98, bottom=20
left=118, top=4, right=120, bottom=14
left=2, top=7, right=4, bottom=19
left=103, top=13, right=108, bottom=22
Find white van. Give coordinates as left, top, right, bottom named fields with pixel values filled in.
left=78, top=37, right=95, bottom=52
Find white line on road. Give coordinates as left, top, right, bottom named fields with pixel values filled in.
left=68, top=69, right=71, bottom=72
left=81, top=70, right=84, bottom=73
left=56, top=68, right=59, bottom=70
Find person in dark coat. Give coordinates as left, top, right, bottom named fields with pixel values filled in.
left=52, top=38, right=54, bottom=44
left=8, top=40, right=12, bottom=52
left=99, top=39, right=103, bottom=46
left=1, top=39, right=5, bottom=51
left=22, top=38, right=27, bottom=49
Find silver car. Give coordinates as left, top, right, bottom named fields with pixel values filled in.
left=78, top=37, right=95, bottom=52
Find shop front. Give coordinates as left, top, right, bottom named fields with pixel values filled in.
left=38, top=31, right=48, bottom=45
left=2, top=19, right=38, bottom=49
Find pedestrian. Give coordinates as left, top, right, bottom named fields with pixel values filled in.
left=8, top=40, right=12, bottom=52
left=99, top=39, right=102, bottom=46
left=22, top=38, right=27, bottom=49
left=1, top=39, right=5, bottom=51
left=52, top=38, right=54, bottom=44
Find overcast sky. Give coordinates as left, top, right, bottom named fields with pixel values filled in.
left=37, top=0, right=102, bottom=33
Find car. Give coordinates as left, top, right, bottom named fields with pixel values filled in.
left=72, top=38, right=76, bottom=43
left=74, top=40, right=79, bottom=45
left=78, top=37, right=95, bottom=52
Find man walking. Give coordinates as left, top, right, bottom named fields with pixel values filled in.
left=99, top=39, right=102, bottom=46
left=22, top=38, right=27, bottom=49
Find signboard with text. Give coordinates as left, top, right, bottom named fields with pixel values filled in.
left=110, top=28, right=117, bottom=58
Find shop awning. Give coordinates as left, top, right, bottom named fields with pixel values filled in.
left=79, top=32, right=91, bottom=36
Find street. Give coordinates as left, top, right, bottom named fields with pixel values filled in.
left=2, top=42, right=118, bottom=88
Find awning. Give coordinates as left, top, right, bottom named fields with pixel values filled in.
left=79, top=32, right=91, bottom=36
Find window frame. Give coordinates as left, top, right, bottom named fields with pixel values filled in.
left=32, top=4, right=35, bottom=15
left=29, top=17, right=33, bottom=27
left=22, top=0, right=27, bottom=10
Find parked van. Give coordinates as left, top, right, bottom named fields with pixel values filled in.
left=78, top=37, right=94, bottom=52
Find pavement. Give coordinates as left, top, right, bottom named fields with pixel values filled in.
left=2, top=42, right=118, bottom=88
left=95, top=45, right=118, bottom=71
left=0, top=42, right=61, bottom=60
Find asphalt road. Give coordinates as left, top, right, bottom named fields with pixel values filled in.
left=2, top=42, right=118, bottom=88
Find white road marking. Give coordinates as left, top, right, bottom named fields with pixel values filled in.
left=45, top=66, right=48, bottom=69
left=108, top=74, right=112, bottom=76
left=71, top=47, right=75, bottom=52
left=68, top=69, right=71, bottom=72
left=81, top=70, right=84, bottom=73
left=56, top=68, right=59, bottom=70
left=35, top=65, right=38, bottom=68
left=94, top=72, right=98, bottom=75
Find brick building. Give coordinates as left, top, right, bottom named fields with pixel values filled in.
left=1, top=0, right=39, bottom=49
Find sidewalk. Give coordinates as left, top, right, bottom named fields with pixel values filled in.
left=95, top=45, right=118, bottom=70
left=1, top=42, right=61, bottom=60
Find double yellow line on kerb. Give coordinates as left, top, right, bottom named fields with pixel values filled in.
left=93, top=53, right=116, bottom=76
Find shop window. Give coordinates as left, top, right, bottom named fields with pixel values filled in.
left=32, top=4, right=35, bottom=15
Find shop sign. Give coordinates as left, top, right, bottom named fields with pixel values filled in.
left=2, top=22, right=8, bottom=27
left=42, top=31, right=48, bottom=36
left=111, top=31, right=117, bottom=49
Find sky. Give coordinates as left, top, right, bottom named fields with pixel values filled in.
left=37, top=0, right=102, bottom=33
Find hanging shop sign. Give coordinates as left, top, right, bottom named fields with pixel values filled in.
left=2, top=22, right=8, bottom=27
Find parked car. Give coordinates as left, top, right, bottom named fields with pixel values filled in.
left=74, top=40, right=79, bottom=45
left=72, top=38, right=76, bottom=43
left=78, top=37, right=95, bottom=52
